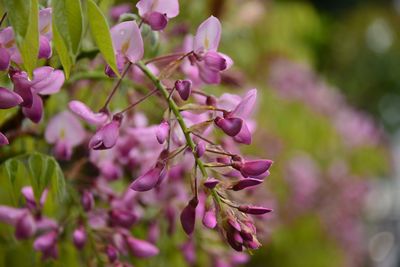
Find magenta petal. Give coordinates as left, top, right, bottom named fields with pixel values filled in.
left=106, top=245, right=119, bottom=262
left=144, top=12, right=168, bottom=31
left=233, top=122, right=252, bottom=145
left=22, top=93, right=43, bottom=123
left=180, top=197, right=198, bottom=235
left=240, top=160, right=273, bottom=177
left=34, top=231, right=57, bottom=252
left=0, top=206, right=25, bottom=225
left=232, top=89, right=257, bottom=119
left=156, top=121, right=169, bottom=144
left=110, top=209, right=138, bottom=228
left=238, top=205, right=273, bottom=215
left=202, top=210, right=217, bottom=229
left=21, top=186, right=37, bottom=210
left=11, top=71, right=33, bottom=107
left=0, top=47, right=10, bottom=71
left=204, top=51, right=227, bottom=71
left=214, top=116, right=243, bottom=137
left=198, top=63, right=221, bottom=84
left=126, top=236, right=159, bottom=258
left=195, top=141, right=206, bottom=158
left=89, top=120, right=120, bottom=150
left=0, top=132, right=8, bottom=146
left=15, top=213, right=36, bottom=240
left=231, top=178, right=263, bottom=191
left=73, top=226, right=87, bottom=249
left=175, top=79, right=192, bottom=101
left=81, top=190, right=94, bottom=212
left=38, top=35, right=52, bottom=59
left=68, top=100, right=108, bottom=126
left=130, top=166, right=163, bottom=192
left=204, top=177, right=219, bottom=189
left=0, top=87, right=23, bottom=109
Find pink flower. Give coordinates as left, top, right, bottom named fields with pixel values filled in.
left=0, top=87, right=23, bottom=109
left=130, top=163, right=166, bottom=192
left=68, top=100, right=109, bottom=126
left=180, top=197, right=198, bottom=235
left=89, top=118, right=122, bottom=150
left=45, top=111, right=86, bottom=160
left=111, top=21, right=144, bottom=64
left=137, top=0, right=179, bottom=31
left=126, top=236, right=159, bottom=258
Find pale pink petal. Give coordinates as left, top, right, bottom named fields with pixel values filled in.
left=232, top=89, right=257, bottom=119
left=137, top=0, right=179, bottom=18
left=39, top=8, right=52, bottom=40
left=45, top=111, right=86, bottom=147
left=219, top=52, right=233, bottom=69
left=32, top=67, right=65, bottom=95
left=194, top=16, right=221, bottom=53
left=68, top=100, right=109, bottom=126
left=111, top=21, right=144, bottom=63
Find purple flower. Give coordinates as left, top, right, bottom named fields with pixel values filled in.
left=106, top=245, right=119, bottom=262
left=81, top=190, right=95, bottom=212
left=15, top=213, right=36, bottom=240
left=195, top=141, right=206, bottom=158
left=233, top=159, right=273, bottom=178
left=175, top=79, right=192, bottom=101
left=202, top=209, right=217, bottom=229
left=156, top=121, right=169, bottom=144
left=68, top=100, right=109, bottom=126
left=214, top=116, right=243, bottom=137
left=45, top=111, right=85, bottom=160
left=137, top=0, right=179, bottom=31
left=0, top=87, right=23, bottom=109
left=203, top=177, right=219, bottom=189
left=33, top=230, right=58, bottom=259
left=110, top=21, right=144, bottom=65
left=180, top=197, right=198, bottom=235
left=230, top=178, right=263, bottom=191
left=89, top=118, right=121, bottom=150
left=238, top=205, right=273, bottom=215
left=126, top=236, right=159, bottom=258
left=130, top=164, right=166, bottom=192
left=72, top=226, right=87, bottom=249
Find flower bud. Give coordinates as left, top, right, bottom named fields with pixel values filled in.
left=180, top=197, right=198, bottom=235
left=204, top=51, right=227, bottom=71
left=126, top=236, right=159, bottom=258
left=156, top=121, right=169, bottom=144
left=15, top=213, right=36, bottom=240
left=206, top=95, right=217, bottom=106
left=238, top=160, right=273, bottom=177
left=22, top=93, right=43, bottom=123
left=106, top=245, right=119, bottom=263
left=202, top=209, right=217, bottom=229
left=195, top=141, right=206, bottom=158
left=214, top=116, right=243, bottom=137
left=175, top=79, right=192, bottom=101
left=38, top=36, right=52, bottom=59
left=89, top=119, right=121, bottom=150
left=73, top=226, right=87, bottom=249
left=144, top=12, right=168, bottom=31
left=231, top=178, right=263, bottom=191
left=204, top=177, right=219, bottom=189
left=110, top=209, right=138, bottom=228
left=0, top=48, right=10, bottom=71
left=238, top=205, right=273, bottom=215
left=0, top=87, right=23, bottom=109
left=81, top=190, right=94, bottom=212
left=130, top=165, right=165, bottom=192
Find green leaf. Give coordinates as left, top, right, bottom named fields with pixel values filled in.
left=52, top=0, right=83, bottom=79
left=53, top=24, right=72, bottom=79
left=0, top=152, right=66, bottom=206
left=4, top=0, right=39, bottom=77
left=87, top=0, right=119, bottom=77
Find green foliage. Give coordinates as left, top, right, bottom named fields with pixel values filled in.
left=87, top=0, right=119, bottom=77
left=52, top=0, right=83, bottom=79
left=0, top=152, right=66, bottom=206
left=3, top=0, right=39, bottom=78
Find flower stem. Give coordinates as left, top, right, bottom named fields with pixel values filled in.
left=136, top=61, right=222, bottom=207
left=116, top=88, right=159, bottom=115
left=100, top=62, right=132, bottom=112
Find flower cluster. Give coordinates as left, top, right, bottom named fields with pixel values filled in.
left=0, top=0, right=273, bottom=266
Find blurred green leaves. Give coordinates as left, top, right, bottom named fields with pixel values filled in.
left=0, top=152, right=66, bottom=206
left=52, top=0, right=83, bottom=79
left=4, top=0, right=39, bottom=78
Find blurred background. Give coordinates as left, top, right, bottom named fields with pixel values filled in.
left=179, top=0, right=398, bottom=266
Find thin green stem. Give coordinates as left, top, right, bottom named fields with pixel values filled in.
left=136, top=61, right=222, bottom=207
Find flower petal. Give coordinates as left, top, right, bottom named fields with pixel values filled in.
left=111, top=21, right=144, bottom=63
left=194, top=16, right=221, bottom=53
